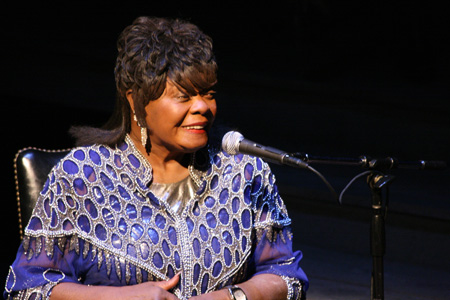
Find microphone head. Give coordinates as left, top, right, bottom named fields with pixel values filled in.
left=222, top=131, right=244, bottom=155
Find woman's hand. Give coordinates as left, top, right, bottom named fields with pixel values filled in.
left=118, top=274, right=181, bottom=299
left=50, top=274, right=180, bottom=300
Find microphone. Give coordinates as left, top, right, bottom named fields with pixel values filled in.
left=222, top=131, right=309, bottom=169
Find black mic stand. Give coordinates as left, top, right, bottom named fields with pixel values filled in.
left=292, top=153, right=446, bottom=300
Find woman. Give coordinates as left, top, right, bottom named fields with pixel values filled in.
left=4, top=16, right=308, bottom=300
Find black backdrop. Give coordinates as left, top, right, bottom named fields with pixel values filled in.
left=2, top=0, right=449, bottom=285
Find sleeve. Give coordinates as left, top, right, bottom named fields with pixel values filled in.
left=4, top=236, right=92, bottom=300
left=4, top=161, right=92, bottom=300
left=251, top=158, right=309, bottom=300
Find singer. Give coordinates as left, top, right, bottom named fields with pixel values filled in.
left=4, top=17, right=308, bottom=300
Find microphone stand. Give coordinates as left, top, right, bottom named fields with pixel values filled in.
left=292, top=153, right=447, bottom=300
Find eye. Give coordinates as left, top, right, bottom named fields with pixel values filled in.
left=203, top=90, right=216, bottom=100
left=176, top=93, right=190, bottom=102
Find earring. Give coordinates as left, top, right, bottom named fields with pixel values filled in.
left=133, top=113, right=148, bottom=148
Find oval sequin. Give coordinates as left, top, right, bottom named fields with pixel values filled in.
left=63, top=160, right=79, bottom=175
left=131, top=224, right=144, bottom=241
left=77, top=215, right=91, bottom=233
left=218, top=208, right=229, bottom=225
left=95, top=224, right=107, bottom=241
left=89, top=149, right=101, bottom=165
left=168, top=226, right=177, bottom=245
left=219, top=189, right=229, bottom=205
left=73, top=150, right=85, bottom=161
left=153, top=252, right=163, bottom=269
left=102, top=208, right=115, bottom=227
left=232, top=174, right=241, bottom=192
left=147, top=228, right=159, bottom=244
left=141, top=206, right=152, bottom=224
left=206, top=212, right=217, bottom=229
left=212, top=261, right=222, bottom=277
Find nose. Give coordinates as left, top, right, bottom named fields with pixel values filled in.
left=190, top=95, right=216, bottom=116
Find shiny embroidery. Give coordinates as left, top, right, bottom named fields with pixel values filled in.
left=9, top=136, right=300, bottom=299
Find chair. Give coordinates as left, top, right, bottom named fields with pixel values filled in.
left=14, top=148, right=71, bottom=239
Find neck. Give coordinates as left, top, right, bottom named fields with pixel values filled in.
left=128, top=132, right=191, bottom=184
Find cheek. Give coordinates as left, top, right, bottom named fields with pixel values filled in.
left=210, top=101, right=218, bottom=117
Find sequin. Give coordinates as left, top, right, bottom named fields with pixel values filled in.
left=232, top=174, right=241, bottom=192
left=109, top=195, right=121, bottom=212
left=204, top=196, right=215, bottom=208
left=95, top=224, right=107, bottom=241
left=222, top=231, right=233, bottom=244
left=218, top=208, right=229, bottom=225
left=141, top=206, right=152, bottom=224
left=66, top=196, right=75, bottom=208
left=118, top=218, right=127, bottom=235
left=244, top=163, right=254, bottom=181
left=73, top=150, right=85, bottom=161
left=63, top=160, right=79, bottom=175
left=223, top=164, right=232, bottom=182
left=89, top=150, right=101, bottom=166
left=251, top=175, right=262, bottom=194
left=162, top=240, right=170, bottom=256
left=127, top=154, right=140, bottom=168
left=126, top=204, right=137, bottom=219
left=174, top=251, right=181, bottom=268
left=204, top=249, right=212, bottom=268
left=210, top=175, right=219, bottom=190
left=212, top=261, right=222, bottom=277
left=213, top=155, right=221, bottom=167
left=241, top=209, right=251, bottom=229
left=140, top=242, right=150, bottom=259
left=232, top=219, right=240, bottom=239
left=118, top=185, right=131, bottom=201
left=168, top=226, right=177, bottom=245
left=201, top=273, right=209, bottom=294
left=99, top=146, right=110, bottom=158
left=211, top=237, right=220, bottom=253
left=131, top=224, right=144, bottom=241
left=152, top=252, right=163, bottom=269
left=219, top=189, right=229, bottom=204
left=93, top=187, right=105, bottom=205
left=206, top=212, right=217, bottom=229
left=186, top=216, right=194, bottom=234
left=193, top=238, right=201, bottom=258
left=232, top=197, right=240, bottom=213
left=100, top=172, right=114, bottom=191
left=199, top=224, right=208, bottom=241
left=84, top=199, right=98, bottom=219
left=102, top=208, right=115, bottom=227
left=155, top=214, right=166, bottom=229
left=224, top=247, right=232, bottom=266
left=147, top=228, right=159, bottom=244
left=77, top=215, right=91, bottom=233
left=63, top=219, right=73, bottom=230
left=234, top=153, right=243, bottom=163
left=74, top=178, right=88, bottom=196
left=193, top=263, right=201, bottom=284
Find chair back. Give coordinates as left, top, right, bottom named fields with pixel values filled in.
left=14, top=148, right=70, bottom=239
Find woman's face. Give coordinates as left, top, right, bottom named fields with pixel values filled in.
left=145, top=80, right=217, bottom=156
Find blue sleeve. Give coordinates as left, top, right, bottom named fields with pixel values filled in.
left=251, top=158, right=309, bottom=299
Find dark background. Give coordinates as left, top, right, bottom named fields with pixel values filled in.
left=2, top=1, right=449, bottom=298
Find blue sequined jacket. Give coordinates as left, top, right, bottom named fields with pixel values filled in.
left=4, top=136, right=308, bottom=300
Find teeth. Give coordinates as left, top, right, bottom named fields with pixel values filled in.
left=184, top=126, right=204, bottom=129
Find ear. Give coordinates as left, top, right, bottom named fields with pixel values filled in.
left=126, top=89, right=135, bottom=112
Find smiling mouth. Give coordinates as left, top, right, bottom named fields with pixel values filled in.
left=184, top=125, right=206, bottom=130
